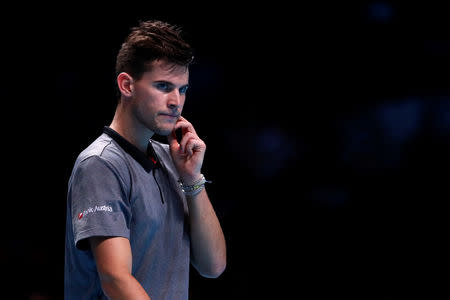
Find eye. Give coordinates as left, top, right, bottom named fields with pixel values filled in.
left=179, top=85, right=189, bottom=95
left=154, top=82, right=173, bottom=92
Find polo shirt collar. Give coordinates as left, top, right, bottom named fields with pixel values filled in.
left=103, top=126, right=160, bottom=172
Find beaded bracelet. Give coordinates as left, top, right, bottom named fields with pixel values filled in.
left=178, top=174, right=211, bottom=196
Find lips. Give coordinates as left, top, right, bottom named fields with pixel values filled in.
left=159, top=112, right=180, bottom=118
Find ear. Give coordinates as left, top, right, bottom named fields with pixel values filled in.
left=117, top=72, right=134, bottom=98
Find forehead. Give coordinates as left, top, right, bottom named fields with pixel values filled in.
left=141, top=59, right=189, bottom=84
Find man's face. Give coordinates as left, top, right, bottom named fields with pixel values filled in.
left=131, top=59, right=189, bottom=136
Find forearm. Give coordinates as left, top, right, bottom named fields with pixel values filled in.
left=100, top=272, right=151, bottom=300
left=187, top=188, right=226, bottom=278
left=90, top=237, right=151, bottom=300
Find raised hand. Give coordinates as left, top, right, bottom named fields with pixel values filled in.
left=167, top=116, right=206, bottom=185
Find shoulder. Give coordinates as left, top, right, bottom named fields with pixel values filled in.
left=78, top=134, right=121, bottom=160
left=72, top=134, right=130, bottom=180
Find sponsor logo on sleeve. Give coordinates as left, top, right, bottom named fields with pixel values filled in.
left=77, top=205, right=113, bottom=220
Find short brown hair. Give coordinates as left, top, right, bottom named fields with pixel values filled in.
left=115, top=20, right=194, bottom=80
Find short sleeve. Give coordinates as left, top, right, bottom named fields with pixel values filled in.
left=69, top=155, right=131, bottom=250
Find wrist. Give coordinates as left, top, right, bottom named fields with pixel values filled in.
left=179, top=172, right=202, bottom=186
left=178, top=174, right=211, bottom=197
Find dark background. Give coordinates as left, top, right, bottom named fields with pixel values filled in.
left=2, top=1, right=449, bottom=299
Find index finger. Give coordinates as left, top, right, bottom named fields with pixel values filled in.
left=175, top=116, right=197, bottom=136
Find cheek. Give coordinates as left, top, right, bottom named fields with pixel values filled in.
left=135, top=89, right=159, bottom=109
left=133, top=94, right=156, bottom=118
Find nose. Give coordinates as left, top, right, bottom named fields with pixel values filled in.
left=167, top=90, right=182, bottom=111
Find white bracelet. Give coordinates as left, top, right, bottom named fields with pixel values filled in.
left=178, top=174, right=211, bottom=196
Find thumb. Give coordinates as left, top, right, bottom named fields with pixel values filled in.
left=167, top=130, right=180, bottom=152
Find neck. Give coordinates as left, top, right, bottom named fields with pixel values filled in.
left=109, top=105, right=154, bottom=153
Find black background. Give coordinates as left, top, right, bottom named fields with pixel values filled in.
left=2, top=1, right=449, bottom=299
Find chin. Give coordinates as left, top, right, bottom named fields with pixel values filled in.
left=154, top=127, right=173, bottom=137
left=150, top=120, right=175, bottom=137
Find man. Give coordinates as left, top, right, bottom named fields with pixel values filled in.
left=64, top=20, right=226, bottom=299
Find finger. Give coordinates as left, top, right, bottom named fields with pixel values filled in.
left=185, top=137, right=206, bottom=156
left=179, top=131, right=196, bottom=153
left=174, top=117, right=197, bottom=136
left=185, top=138, right=196, bottom=156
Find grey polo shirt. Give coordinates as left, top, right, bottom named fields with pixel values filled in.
left=64, top=127, right=190, bottom=300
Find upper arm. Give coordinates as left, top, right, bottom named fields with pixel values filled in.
left=90, top=236, right=132, bottom=281
left=70, top=156, right=131, bottom=250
